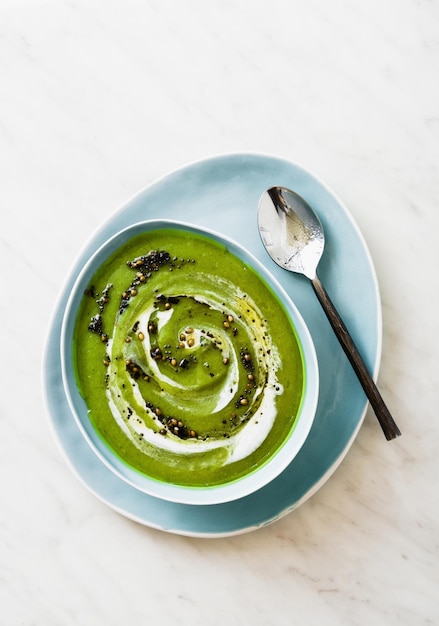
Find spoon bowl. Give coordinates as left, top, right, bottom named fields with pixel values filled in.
left=259, top=187, right=325, bottom=279
left=258, top=186, right=401, bottom=441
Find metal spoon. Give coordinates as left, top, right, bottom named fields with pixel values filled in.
left=258, top=186, right=401, bottom=440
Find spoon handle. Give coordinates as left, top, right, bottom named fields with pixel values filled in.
left=311, top=275, right=401, bottom=440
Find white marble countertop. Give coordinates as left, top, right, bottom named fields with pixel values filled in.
left=1, top=0, right=438, bottom=623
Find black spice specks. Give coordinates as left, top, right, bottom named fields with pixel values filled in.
left=84, top=285, right=96, bottom=298
left=120, top=250, right=171, bottom=314
left=86, top=282, right=112, bottom=340
left=125, top=358, right=150, bottom=381
left=97, top=283, right=113, bottom=313
left=86, top=249, right=175, bottom=342
left=145, top=403, right=198, bottom=440
left=88, top=314, right=104, bottom=336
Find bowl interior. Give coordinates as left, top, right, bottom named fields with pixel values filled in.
left=61, top=219, right=319, bottom=505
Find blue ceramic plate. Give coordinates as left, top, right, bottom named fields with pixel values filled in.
left=43, top=153, right=381, bottom=537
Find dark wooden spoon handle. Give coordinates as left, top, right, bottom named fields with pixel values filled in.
left=311, top=275, right=401, bottom=440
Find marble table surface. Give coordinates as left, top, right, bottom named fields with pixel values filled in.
left=1, top=0, right=438, bottom=624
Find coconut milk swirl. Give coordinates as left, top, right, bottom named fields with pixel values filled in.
left=105, top=274, right=284, bottom=466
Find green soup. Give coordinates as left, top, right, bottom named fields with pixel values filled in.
left=73, top=228, right=304, bottom=488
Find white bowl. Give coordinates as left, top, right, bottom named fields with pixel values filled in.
left=61, top=219, right=319, bottom=505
